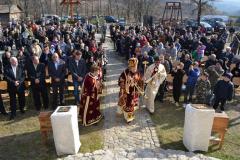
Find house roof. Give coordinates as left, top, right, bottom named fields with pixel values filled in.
left=0, top=5, right=23, bottom=14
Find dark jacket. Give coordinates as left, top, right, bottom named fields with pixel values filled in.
left=214, top=80, right=234, bottom=100
left=48, top=59, right=66, bottom=84
left=172, top=69, right=185, bottom=87
left=40, top=52, right=52, bottom=66
left=27, top=62, right=46, bottom=86
left=68, top=58, right=87, bottom=83
left=182, top=59, right=192, bottom=74
left=4, top=65, right=25, bottom=92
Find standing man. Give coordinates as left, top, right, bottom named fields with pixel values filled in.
left=28, top=55, right=49, bottom=110
left=118, top=58, right=144, bottom=123
left=144, top=56, right=167, bottom=114
left=69, top=50, right=87, bottom=105
left=48, top=53, right=66, bottom=110
left=213, top=73, right=234, bottom=112
left=4, top=57, right=25, bottom=120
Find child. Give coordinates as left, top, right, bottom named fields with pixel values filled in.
left=184, top=62, right=200, bottom=105
left=195, top=72, right=211, bottom=104
left=213, top=72, right=234, bottom=112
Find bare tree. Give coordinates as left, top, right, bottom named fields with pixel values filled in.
left=191, top=0, right=215, bottom=25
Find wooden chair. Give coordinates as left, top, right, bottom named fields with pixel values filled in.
left=230, top=63, right=236, bottom=71
left=210, top=112, right=229, bottom=149
left=38, top=111, right=52, bottom=145
left=0, top=81, right=8, bottom=90
left=232, top=77, right=240, bottom=96
left=67, top=74, right=73, bottom=83
left=232, top=77, right=240, bottom=86
left=24, top=81, right=31, bottom=96
left=45, top=77, right=51, bottom=84
left=0, top=81, right=9, bottom=99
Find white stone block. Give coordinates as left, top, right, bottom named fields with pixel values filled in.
left=51, top=106, right=81, bottom=156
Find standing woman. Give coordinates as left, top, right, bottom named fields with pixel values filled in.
left=79, top=64, right=103, bottom=126
left=172, top=62, right=185, bottom=106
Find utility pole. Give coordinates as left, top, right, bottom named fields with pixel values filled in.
left=92, top=0, right=94, bottom=16
left=100, top=0, right=102, bottom=16
left=197, top=0, right=202, bottom=26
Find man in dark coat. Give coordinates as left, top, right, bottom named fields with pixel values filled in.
left=4, top=57, right=25, bottom=120
left=48, top=53, right=67, bottom=110
left=213, top=72, right=234, bottom=112
left=69, top=50, right=87, bottom=104
left=28, top=55, right=49, bottom=110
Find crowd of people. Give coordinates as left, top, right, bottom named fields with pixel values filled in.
left=0, top=18, right=240, bottom=125
left=0, top=20, right=107, bottom=122
left=111, top=22, right=240, bottom=123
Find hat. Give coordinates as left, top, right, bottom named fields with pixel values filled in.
left=128, top=58, right=138, bottom=68
left=223, top=72, right=232, bottom=79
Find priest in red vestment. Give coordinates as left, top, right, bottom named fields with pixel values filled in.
left=117, top=58, right=144, bottom=123
left=79, top=64, right=103, bottom=126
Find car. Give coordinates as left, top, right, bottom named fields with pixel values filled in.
left=118, top=18, right=126, bottom=26
left=105, top=16, right=117, bottom=23
left=204, top=20, right=226, bottom=33
left=183, top=19, right=199, bottom=31
left=42, top=14, right=60, bottom=24
left=60, top=16, right=70, bottom=22
left=200, top=21, right=214, bottom=34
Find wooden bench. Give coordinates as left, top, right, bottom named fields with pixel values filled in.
left=38, top=111, right=52, bottom=145
left=210, top=112, right=229, bottom=149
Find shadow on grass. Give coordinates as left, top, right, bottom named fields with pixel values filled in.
left=151, top=99, right=240, bottom=159
left=0, top=131, right=57, bottom=160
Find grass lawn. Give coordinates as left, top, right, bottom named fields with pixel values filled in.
left=0, top=90, right=104, bottom=160
left=151, top=98, right=240, bottom=160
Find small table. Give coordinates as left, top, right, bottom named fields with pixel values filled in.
left=51, top=106, right=81, bottom=156
left=210, top=112, right=229, bottom=149
left=183, top=104, right=215, bottom=152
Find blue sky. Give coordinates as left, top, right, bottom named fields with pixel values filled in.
left=212, top=0, right=240, bottom=15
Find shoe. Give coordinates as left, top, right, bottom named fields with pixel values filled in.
left=175, top=102, right=180, bottom=107
left=1, top=112, right=8, bottom=116
left=20, top=109, right=25, bottom=114
left=159, top=100, right=164, bottom=103
left=9, top=115, right=15, bottom=120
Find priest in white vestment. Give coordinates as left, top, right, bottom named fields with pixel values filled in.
left=144, top=56, right=167, bottom=113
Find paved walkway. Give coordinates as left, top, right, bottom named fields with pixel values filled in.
left=60, top=32, right=219, bottom=160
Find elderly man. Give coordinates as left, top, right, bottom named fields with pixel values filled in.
left=144, top=56, right=167, bottom=113
left=48, top=53, right=67, bottom=110
left=4, top=57, right=25, bottom=120
left=28, top=55, right=49, bottom=110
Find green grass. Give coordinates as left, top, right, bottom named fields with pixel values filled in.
left=0, top=89, right=103, bottom=160
left=151, top=99, right=240, bottom=160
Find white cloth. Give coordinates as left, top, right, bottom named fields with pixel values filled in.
left=51, top=105, right=81, bottom=156
left=183, top=104, right=215, bottom=152
left=144, top=63, right=167, bottom=113
left=11, top=66, right=17, bottom=78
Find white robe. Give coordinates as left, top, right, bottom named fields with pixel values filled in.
left=144, top=63, right=167, bottom=113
